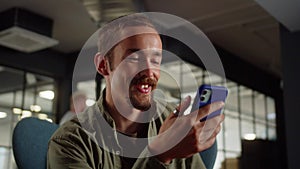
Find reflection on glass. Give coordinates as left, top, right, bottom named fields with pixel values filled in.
left=0, top=147, right=9, bottom=169
left=256, top=123, right=267, bottom=139
left=39, top=90, right=55, bottom=100
left=243, top=133, right=256, bottom=140
left=225, top=117, right=241, bottom=152
left=0, top=65, right=55, bottom=168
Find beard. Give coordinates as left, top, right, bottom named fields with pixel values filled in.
left=129, top=75, right=158, bottom=111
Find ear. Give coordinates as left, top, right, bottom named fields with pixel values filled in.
left=94, top=52, right=109, bottom=76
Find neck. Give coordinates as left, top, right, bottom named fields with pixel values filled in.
left=105, top=94, right=145, bottom=135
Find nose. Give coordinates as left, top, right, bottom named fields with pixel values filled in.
left=139, top=58, right=155, bottom=77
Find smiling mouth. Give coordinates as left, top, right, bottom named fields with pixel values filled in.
left=131, top=76, right=157, bottom=95
left=136, top=84, right=152, bottom=94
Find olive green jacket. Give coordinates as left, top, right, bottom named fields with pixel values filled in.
left=47, top=91, right=206, bottom=169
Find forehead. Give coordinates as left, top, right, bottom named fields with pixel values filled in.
left=115, top=26, right=162, bottom=50
left=120, top=26, right=159, bottom=37
left=118, top=33, right=162, bottom=49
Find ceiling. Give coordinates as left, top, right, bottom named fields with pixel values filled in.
left=0, top=0, right=288, bottom=78
left=144, top=0, right=282, bottom=78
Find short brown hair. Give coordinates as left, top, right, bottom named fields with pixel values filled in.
left=97, top=13, right=158, bottom=67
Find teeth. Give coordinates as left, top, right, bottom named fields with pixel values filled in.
left=141, top=84, right=149, bottom=89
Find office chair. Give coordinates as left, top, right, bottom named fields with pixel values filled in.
left=12, top=117, right=217, bottom=169
left=199, top=140, right=218, bottom=169
left=12, top=117, right=59, bottom=169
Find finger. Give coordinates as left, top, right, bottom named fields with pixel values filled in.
left=172, top=96, right=191, bottom=116
left=192, top=112, right=224, bottom=130
left=205, top=125, right=222, bottom=144
left=193, top=116, right=223, bottom=143
left=198, top=136, right=216, bottom=151
left=198, top=124, right=220, bottom=144
left=202, top=113, right=225, bottom=126
left=195, top=101, right=224, bottom=121
left=200, top=114, right=224, bottom=134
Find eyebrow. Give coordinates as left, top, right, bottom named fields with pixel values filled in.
left=127, top=48, right=162, bottom=56
left=152, top=50, right=162, bottom=57
left=127, top=48, right=140, bottom=54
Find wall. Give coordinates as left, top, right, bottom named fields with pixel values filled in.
left=280, top=25, right=300, bottom=169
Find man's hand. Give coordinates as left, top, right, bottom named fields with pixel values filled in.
left=148, top=96, right=225, bottom=164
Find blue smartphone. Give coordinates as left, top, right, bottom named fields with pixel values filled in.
left=191, top=84, right=228, bottom=122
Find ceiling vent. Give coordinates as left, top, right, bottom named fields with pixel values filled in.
left=0, top=8, right=58, bottom=53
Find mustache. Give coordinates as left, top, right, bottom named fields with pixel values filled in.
left=131, top=75, right=158, bottom=86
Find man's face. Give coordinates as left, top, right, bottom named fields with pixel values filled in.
left=107, top=27, right=162, bottom=111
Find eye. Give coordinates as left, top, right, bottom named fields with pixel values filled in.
left=126, top=54, right=140, bottom=62
left=151, top=58, right=161, bottom=65
left=151, top=52, right=162, bottom=66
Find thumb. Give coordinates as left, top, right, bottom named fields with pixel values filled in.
left=173, top=96, right=191, bottom=116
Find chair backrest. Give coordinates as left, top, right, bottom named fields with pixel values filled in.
left=12, top=117, right=59, bottom=169
left=12, top=117, right=217, bottom=169
left=199, top=140, right=218, bottom=169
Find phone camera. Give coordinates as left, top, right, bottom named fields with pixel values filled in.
left=200, top=96, right=205, bottom=101
left=202, top=89, right=208, bottom=95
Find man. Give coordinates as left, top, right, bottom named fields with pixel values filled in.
left=47, top=13, right=224, bottom=169
left=59, top=91, right=87, bottom=125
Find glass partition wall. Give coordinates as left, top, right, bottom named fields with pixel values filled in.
left=158, top=61, right=276, bottom=169
left=0, top=59, right=277, bottom=169
left=0, top=65, right=55, bottom=169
